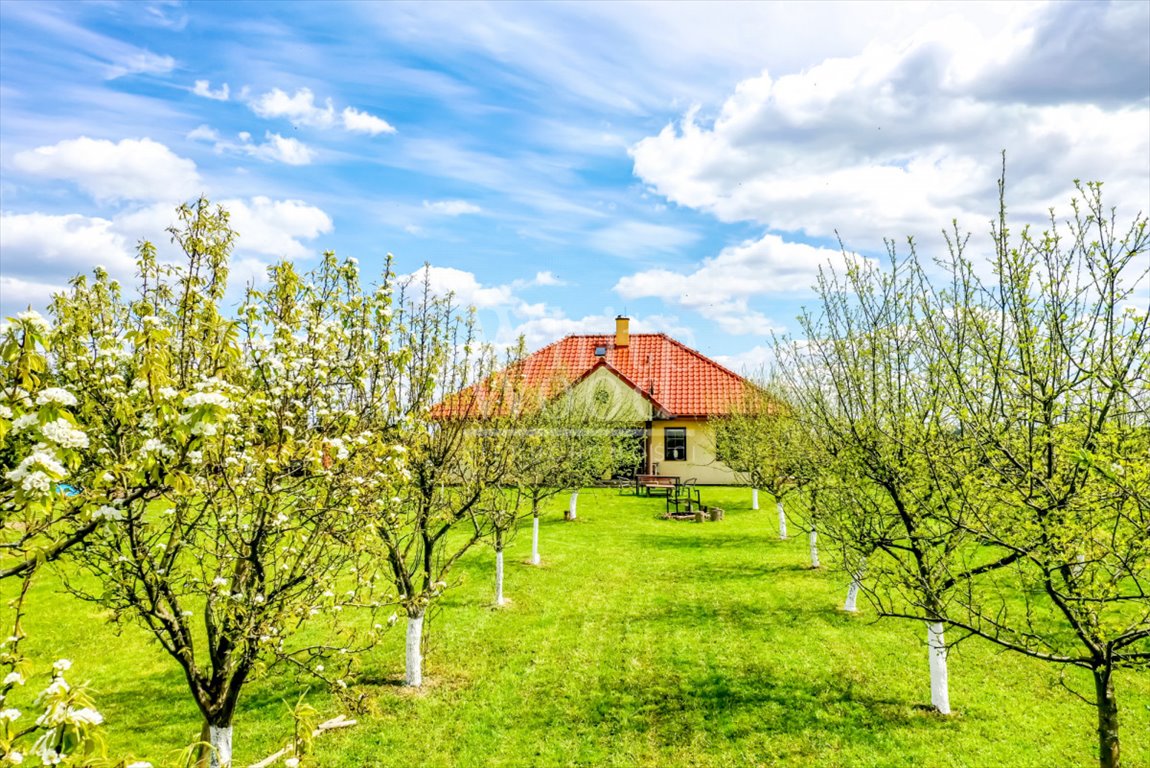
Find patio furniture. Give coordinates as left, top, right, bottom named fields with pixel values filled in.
left=665, top=478, right=701, bottom=515
left=636, top=473, right=679, bottom=497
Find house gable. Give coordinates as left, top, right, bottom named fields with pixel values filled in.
left=567, top=363, right=656, bottom=422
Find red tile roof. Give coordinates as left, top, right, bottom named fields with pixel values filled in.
left=505, top=333, right=749, bottom=418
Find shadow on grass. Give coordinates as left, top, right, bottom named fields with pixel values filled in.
left=635, top=533, right=784, bottom=551
left=684, top=562, right=817, bottom=581
left=98, top=659, right=321, bottom=747
left=632, top=598, right=849, bottom=636
left=579, top=665, right=926, bottom=750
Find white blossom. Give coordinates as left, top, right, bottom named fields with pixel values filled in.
left=40, top=419, right=89, bottom=449
left=11, top=413, right=38, bottom=433
left=0, top=404, right=12, bottom=419
left=0, top=707, right=20, bottom=721
left=6, top=452, right=68, bottom=493
left=37, top=679, right=70, bottom=702
left=34, top=388, right=78, bottom=407
left=52, top=659, right=72, bottom=673
left=3, top=671, right=24, bottom=686
left=6, top=750, right=22, bottom=764
left=15, top=309, right=50, bottom=332
left=67, top=707, right=103, bottom=725
left=184, top=391, right=231, bottom=409
left=140, top=438, right=174, bottom=459
left=92, top=505, right=123, bottom=522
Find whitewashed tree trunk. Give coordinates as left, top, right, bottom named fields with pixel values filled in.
left=530, top=515, right=540, bottom=565
left=808, top=527, right=820, bottom=568
left=928, top=621, right=951, bottom=714
left=405, top=610, right=424, bottom=687
left=752, top=488, right=759, bottom=510
left=495, top=548, right=505, bottom=606
left=845, top=558, right=866, bottom=612
left=776, top=500, right=788, bottom=539
left=567, top=491, right=578, bottom=520
left=209, top=724, right=232, bottom=768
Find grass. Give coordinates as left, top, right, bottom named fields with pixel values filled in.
left=10, top=487, right=1150, bottom=767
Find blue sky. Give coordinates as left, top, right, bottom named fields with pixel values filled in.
left=1, top=0, right=1147, bottom=371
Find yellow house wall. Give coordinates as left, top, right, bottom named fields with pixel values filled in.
left=566, top=366, right=653, bottom=422
left=650, top=418, right=736, bottom=485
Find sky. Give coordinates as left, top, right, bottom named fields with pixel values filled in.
left=1, top=0, right=1148, bottom=372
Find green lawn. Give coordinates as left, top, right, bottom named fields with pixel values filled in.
left=12, top=487, right=1150, bottom=767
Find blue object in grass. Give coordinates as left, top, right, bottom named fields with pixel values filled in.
left=54, top=483, right=81, bottom=497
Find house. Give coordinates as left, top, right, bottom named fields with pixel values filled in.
left=503, top=316, right=749, bottom=485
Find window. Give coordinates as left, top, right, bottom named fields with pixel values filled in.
left=664, top=427, right=686, bottom=461
left=593, top=384, right=611, bottom=413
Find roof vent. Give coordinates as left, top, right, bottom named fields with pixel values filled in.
left=594, top=345, right=607, bottom=357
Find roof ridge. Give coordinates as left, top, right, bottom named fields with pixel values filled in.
left=563, top=332, right=662, bottom=339
left=654, top=333, right=750, bottom=384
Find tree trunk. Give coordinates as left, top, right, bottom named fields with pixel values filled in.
left=405, top=609, right=424, bottom=687
left=566, top=491, right=578, bottom=520
left=208, top=723, right=233, bottom=768
left=1093, top=664, right=1121, bottom=768
left=808, top=526, right=820, bottom=568
left=776, top=500, right=788, bottom=539
left=928, top=621, right=951, bottom=715
left=495, top=547, right=505, bottom=606
left=844, top=558, right=865, bottom=612
left=752, top=488, right=759, bottom=510
left=531, top=513, right=540, bottom=565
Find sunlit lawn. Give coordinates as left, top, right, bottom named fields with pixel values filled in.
left=13, top=487, right=1150, bottom=767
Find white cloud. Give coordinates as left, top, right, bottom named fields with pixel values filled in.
left=532, top=271, right=565, bottom=286
left=342, top=106, right=396, bottom=135
left=242, top=132, right=314, bottom=165
left=494, top=311, right=695, bottom=352
left=192, top=80, right=230, bottom=101
left=187, top=128, right=314, bottom=165
left=587, top=220, right=699, bottom=259
left=187, top=124, right=220, bottom=142
left=0, top=276, right=68, bottom=314
left=422, top=199, right=481, bottom=216
left=0, top=196, right=335, bottom=315
left=0, top=212, right=135, bottom=279
left=105, top=50, right=175, bottom=80
left=398, top=263, right=696, bottom=352
left=250, top=87, right=336, bottom=127
left=249, top=88, right=397, bottom=137
left=220, top=197, right=333, bottom=259
left=630, top=17, right=1150, bottom=246
left=405, top=266, right=514, bottom=309
left=614, top=233, right=847, bottom=335
left=11, top=137, right=200, bottom=203
left=712, top=345, right=776, bottom=376
left=0, top=211, right=139, bottom=314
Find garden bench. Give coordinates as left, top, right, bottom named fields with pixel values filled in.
left=636, top=473, right=679, bottom=497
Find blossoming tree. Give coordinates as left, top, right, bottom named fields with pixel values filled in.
left=43, top=199, right=404, bottom=766
left=367, top=280, right=523, bottom=687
